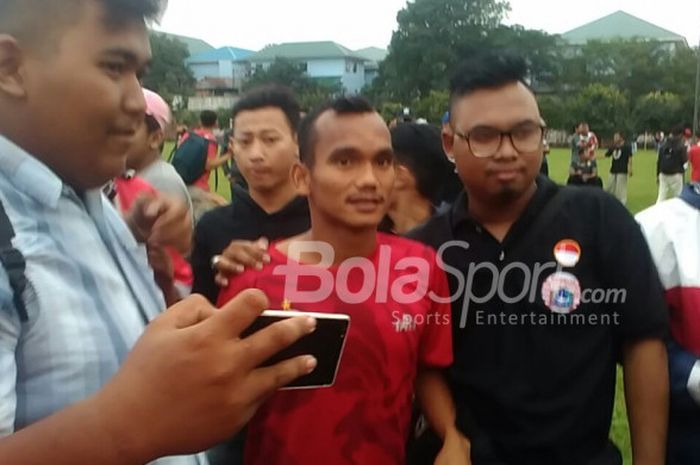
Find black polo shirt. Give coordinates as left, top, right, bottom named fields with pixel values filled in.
left=191, top=185, right=310, bottom=303
left=409, top=176, right=668, bottom=465
left=605, top=143, right=633, bottom=174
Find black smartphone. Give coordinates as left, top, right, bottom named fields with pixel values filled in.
left=241, top=310, right=351, bottom=389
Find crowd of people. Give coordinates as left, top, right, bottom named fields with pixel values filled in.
left=0, top=1, right=699, bottom=465
left=561, top=121, right=698, bottom=208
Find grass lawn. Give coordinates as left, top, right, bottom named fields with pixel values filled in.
left=170, top=144, right=667, bottom=464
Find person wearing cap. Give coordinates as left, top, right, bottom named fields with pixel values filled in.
left=115, top=88, right=195, bottom=300
left=126, top=88, right=193, bottom=215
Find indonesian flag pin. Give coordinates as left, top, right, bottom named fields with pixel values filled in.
left=553, top=239, right=581, bottom=268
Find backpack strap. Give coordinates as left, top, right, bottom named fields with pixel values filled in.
left=0, top=200, right=28, bottom=322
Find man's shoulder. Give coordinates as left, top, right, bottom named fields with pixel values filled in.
left=143, top=162, right=187, bottom=188
left=143, top=159, right=178, bottom=178
left=196, top=203, right=236, bottom=234
left=556, top=184, right=622, bottom=211
left=194, top=129, right=217, bottom=143
left=637, top=198, right=694, bottom=229
left=405, top=208, right=453, bottom=249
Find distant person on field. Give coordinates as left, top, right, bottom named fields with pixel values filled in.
left=604, top=131, right=633, bottom=205
left=657, top=127, right=688, bottom=203
left=571, top=122, right=597, bottom=164
left=178, top=110, right=230, bottom=221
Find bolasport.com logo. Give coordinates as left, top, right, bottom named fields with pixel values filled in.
left=271, top=239, right=626, bottom=329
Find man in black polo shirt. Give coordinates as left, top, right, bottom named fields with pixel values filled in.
left=409, top=52, right=669, bottom=465
left=605, top=131, right=633, bottom=205
left=191, top=85, right=310, bottom=304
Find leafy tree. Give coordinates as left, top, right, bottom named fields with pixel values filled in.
left=634, top=91, right=683, bottom=133
left=488, top=26, right=564, bottom=91
left=374, top=0, right=511, bottom=100
left=568, top=83, right=630, bottom=139
left=411, top=90, right=451, bottom=124
left=142, top=33, right=195, bottom=108
left=572, top=40, right=667, bottom=102
left=243, top=58, right=341, bottom=110
left=661, top=46, right=699, bottom=127
left=537, top=94, right=568, bottom=130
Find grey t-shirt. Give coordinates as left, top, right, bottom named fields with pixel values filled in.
left=139, top=160, right=193, bottom=213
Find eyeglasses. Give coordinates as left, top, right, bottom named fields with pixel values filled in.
left=451, top=123, right=546, bottom=158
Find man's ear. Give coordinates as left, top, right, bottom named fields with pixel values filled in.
left=0, top=35, right=27, bottom=99
left=394, top=164, right=413, bottom=191
left=441, top=126, right=456, bottom=165
left=291, top=162, right=310, bottom=196
left=149, top=130, right=165, bottom=151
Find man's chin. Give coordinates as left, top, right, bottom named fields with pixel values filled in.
left=249, top=180, right=282, bottom=194
left=334, top=215, right=383, bottom=232
left=493, top=184, right=524, bottom=202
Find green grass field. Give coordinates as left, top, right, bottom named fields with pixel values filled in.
left=183, top=146, right=668, bottom=464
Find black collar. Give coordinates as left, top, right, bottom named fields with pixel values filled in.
left=449, top=175, right=559, bottom=232
left=231, top=184, right=309, bottom=218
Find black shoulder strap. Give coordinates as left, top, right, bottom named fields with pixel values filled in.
left=0, top=200, right=28, bottom=322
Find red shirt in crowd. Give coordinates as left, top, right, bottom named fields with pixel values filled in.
left=689, top=143, right=700, bottom=182
left=217, top=233, right=453, bottom=465
left=114, top=175, right=193, bottom=288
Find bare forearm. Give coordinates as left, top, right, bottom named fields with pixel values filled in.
left=0, top=396, right=146, bottom=465
left=416, top=368, right=459, bottom=439
left=623, top=338, right=668, bottom=465
left=206, top=154, right=231, bottom=171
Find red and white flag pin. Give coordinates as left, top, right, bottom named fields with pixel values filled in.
left=553, top=239, right=581, bottom=268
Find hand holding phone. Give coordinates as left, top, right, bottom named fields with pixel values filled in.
left=241, top=310, right=351, bottom=389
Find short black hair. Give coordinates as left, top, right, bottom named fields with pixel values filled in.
left=232, top=85, right=301, bottom=134
left=298, top=96, right=375, bottom=166
left=391, top=123, right=449, bottom=203
left=0, top=0, right=166, bottom=48
left=449, top=51, right=529, bottom=113
left=200, top=110, right=218, bottom=128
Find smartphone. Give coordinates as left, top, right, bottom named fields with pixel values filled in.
left=241, top=310, right=351, bottom=389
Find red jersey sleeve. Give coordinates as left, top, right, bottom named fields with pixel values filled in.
left=418, top=248, right=453, bottom=368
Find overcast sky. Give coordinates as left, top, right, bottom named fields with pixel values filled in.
left=155, top=0, right=700, bottom=51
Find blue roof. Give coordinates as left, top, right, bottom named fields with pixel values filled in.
left=187, top=46, right=255, bottom=64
